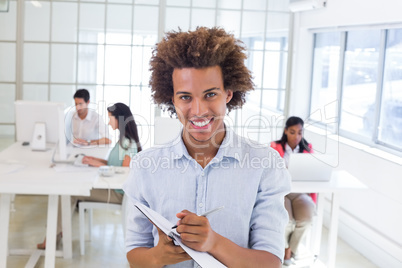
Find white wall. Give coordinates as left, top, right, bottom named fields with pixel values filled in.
left=291, top=1, right=402, bottom=267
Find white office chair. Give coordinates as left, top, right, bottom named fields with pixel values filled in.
left=79, top=194, right=127, bottom=256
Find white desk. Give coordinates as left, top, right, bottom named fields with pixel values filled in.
left=0, top=142, right=110, bottom=268
left=93, top=167, right=130, bottom=190
left=291, top=170, right=367, bottom=268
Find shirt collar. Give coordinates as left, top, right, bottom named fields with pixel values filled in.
left=215, top=127, right=242, bottom=162
left=285, top=143, right=300, bottom=153
left=73, top=109, right=92, bottom=121
left=170, top=126, right=242, bottom=163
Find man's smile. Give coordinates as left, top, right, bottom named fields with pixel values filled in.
left=189, top=118, right=214, bottom=129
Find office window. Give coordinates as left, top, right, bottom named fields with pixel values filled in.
left=0, top=84, right=16, bottom=124
left=378, top=29, right=402, bottom=149
left=310, top=32, right=341, bottom=122
left=51, top=2, right=78, bottom=43
left=340, top=30, right=381, bottom=138
left=0, top=0, right=17, bottom=137
left=239, top=10, right=289, bottom=143
left=217, top=10, right=241, bottom=36
left=192, top=0, right=215, bottom=8
left=17, top=0, right=159, bottom=149
left=165, top=7, right=190, bottom=31
left=311, top=27, right=402, bottom=153
left=244, top=0, right=267, bottom=10
left=262, top=12, right=289, bottom=113
left=0, top=0, right=16, bottom=41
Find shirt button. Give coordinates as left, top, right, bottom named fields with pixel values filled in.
left=201, top=172, right=205, bottom=176
left=199, top=203, right=204, bottom=208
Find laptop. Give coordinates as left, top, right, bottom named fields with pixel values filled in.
left=288, top=154, right=334, bottom=182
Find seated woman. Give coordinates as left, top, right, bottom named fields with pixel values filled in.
left=37, top=102, right=142, bottom=249
left=270, top=116, right=316, bottom=266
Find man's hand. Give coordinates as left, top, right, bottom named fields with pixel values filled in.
left=175, top=210, right=218, bottom=252
left=73, top=138, right=87, bottom=145
left=153, top=227, right=191, bottom=265
left=82, top=156, right=102, bottom=167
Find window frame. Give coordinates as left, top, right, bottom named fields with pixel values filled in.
left=310, top=27, right=402, bottom=155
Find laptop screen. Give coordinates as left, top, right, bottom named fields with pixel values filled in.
left=288, top=154, right=334, bottom=181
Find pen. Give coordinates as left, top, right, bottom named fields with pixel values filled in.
left=171, top=206, right=224, bottom=229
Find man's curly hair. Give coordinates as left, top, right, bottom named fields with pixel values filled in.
left=149, top=27, right=254, bottom=115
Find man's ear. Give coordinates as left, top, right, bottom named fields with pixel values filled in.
left=226, top=90, right=233, bottom=104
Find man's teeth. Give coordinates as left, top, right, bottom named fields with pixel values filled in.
left=192, top=119, right=211, bottom=127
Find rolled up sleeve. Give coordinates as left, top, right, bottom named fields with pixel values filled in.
left=249, top=154, right=291, bottom=262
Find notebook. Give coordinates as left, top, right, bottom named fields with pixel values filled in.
left=288, top=154, right=334, bottom=182
left=134, top=203, right=227, bottom=268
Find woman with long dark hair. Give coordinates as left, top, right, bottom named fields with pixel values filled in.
left=271, top=116, right=316, bottom=266
left=82, top=102, right=142, bottom=167
left=37, top=103, right=141, bottom=249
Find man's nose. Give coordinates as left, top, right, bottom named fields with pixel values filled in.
left=190, top=98, right=208, bottom=116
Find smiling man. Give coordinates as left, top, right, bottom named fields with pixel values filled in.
left=123, top=27, right=291, bottom=268
left=172, top=66, right=233, bottom=168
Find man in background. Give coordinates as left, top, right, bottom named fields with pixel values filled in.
left=68, top=89, right=111, bottom=146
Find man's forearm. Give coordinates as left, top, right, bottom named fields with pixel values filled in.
left=209, top=233, right=282, bottom=268
left=92, top=137, right=112, bottom=145
left=127, top=247, right=161, bottom=268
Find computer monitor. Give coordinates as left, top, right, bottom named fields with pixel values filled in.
left=15, top=100, right=67, bottom=160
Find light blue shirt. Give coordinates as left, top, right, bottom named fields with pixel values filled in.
left=107, top=137, right=138, bottom=167
left=123, top=128, right=291, bottom=267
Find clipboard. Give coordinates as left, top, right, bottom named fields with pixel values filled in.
left=135, top=203, right=227, bottom=268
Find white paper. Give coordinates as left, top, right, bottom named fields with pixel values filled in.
left=135, top=203, right=227, bottom=268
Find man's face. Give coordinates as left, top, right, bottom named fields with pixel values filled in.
left=172, top=65, right=233, bottom=145
left=74, top=97, right=89, bottom=116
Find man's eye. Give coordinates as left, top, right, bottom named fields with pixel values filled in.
left=180, top=95, right=191, bottom=100
left=206, top=92, right=216, bottom=98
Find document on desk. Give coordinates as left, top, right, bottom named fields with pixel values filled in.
left=135, top=203, right=227, bottom=268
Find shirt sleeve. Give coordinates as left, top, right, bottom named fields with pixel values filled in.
left=123, top=160, right=156, bottom=252
left=248, top=151, right=291, bottom=263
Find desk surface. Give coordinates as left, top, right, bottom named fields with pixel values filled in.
left=291, top=170, right=368, bottom=193
left=0, top=143, right=111, bottom=196
left=0, top=142, right=114, bottom=268
left=94, top=167, right=130, bottom=189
